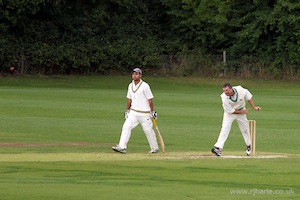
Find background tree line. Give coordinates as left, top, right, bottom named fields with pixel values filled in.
left=0, top=0, right=299, bottom=78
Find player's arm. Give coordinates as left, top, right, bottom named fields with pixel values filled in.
left=244, top=89, right=261, bottom=111
left=248, top=99, right=261, bottom=111
left=146, top=85, right=157, bottom=119
left=233, top=109, right=249, bottom=114
left=126, top=99, right=132, bottom=110
left=124, top=99, right=132, bottom=119
left=148, top=99, right=154, bottom=111
left=145, top=84, right=154, bottom=111
left=149, top=98, right=158, bottom=119
left=223, top=100, right=249, bottom=114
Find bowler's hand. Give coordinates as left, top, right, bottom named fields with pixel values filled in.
left=254, top=106, right=261, bottom=111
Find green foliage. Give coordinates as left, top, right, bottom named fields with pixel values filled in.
left=0, top=0, right=163, bottom=74
left=272, top=0, right=300, bottom=64
left=0, top=0, right=299, bottom=77
left=162, top=0, right=300, bottom=78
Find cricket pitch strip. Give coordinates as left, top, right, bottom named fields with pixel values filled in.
left=0, top=152, right=297, bottom=163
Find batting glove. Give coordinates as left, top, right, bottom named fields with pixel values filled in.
left=150, top=111, right=158, bottom=120
left=124, top=110, right=130, bottom=119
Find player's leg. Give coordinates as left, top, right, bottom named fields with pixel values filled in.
left=236, top=115, right=251, bottom=155
left=114, top=113, right=139, bottom=151
left=139, top=115, right=159, bottom=153
left=212, top=112, right=236, bottom=155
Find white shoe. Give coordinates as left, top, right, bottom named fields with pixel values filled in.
left=112, top=145, right=126, bottom=153
left=149, top=149, right=159, bottom=154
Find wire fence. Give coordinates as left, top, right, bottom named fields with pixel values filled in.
left=158, top=53, right=299, bottom=79
left=1, top=51, right=299, bottom=79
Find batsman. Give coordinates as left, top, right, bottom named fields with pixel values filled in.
left=112, top=68, right=159, bottom=154
left=211, top=83, right=261, bottom=156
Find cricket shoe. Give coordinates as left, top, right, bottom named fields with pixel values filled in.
left=246, top=145, right=251, bottom=156
left=211, top=147, right=222, bottom=156
left=149, top=149, right=159, bottom=154
left=112, top=145, right=126, bottom=154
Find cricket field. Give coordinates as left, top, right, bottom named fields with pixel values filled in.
left=0, top=76, right=299, bottom=200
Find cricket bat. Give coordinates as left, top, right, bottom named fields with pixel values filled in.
left=151, top=118, right=165, bottom=153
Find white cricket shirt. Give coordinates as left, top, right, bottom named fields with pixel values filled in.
left=221, top=85, right=252, bottom=114
left=127, top=79, right=154, bottom=112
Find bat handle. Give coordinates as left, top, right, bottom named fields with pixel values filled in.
left=151, top=118, right=158, bottom=127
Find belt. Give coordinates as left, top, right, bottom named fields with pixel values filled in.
left=130, top=108, right=150, bottom=113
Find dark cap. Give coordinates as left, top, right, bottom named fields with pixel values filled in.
left=132, top=68, right=142, bottom=74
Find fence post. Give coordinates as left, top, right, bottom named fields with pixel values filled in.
left=223, top=50, right=227, bottom=76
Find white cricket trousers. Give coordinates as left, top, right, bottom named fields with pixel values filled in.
left=118, top=110, right=159, bottom=150
left=214, top=112, right=251, bottom=149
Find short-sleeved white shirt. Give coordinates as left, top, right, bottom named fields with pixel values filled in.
left=127, top=79, right=154, bottom=112
left=221, top=85, right=252, bottom=114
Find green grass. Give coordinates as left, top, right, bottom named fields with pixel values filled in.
left=0, top=75, right=299, bottom=200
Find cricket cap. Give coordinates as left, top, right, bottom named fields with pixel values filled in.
left=132, top=68, right=142, bottom=74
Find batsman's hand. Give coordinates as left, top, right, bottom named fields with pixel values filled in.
left=150, top=111, right=158, bottom=120
left=124, top=110, right=130, bottom=119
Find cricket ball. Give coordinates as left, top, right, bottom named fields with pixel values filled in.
left=10, top=66, right=15, bottom=72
